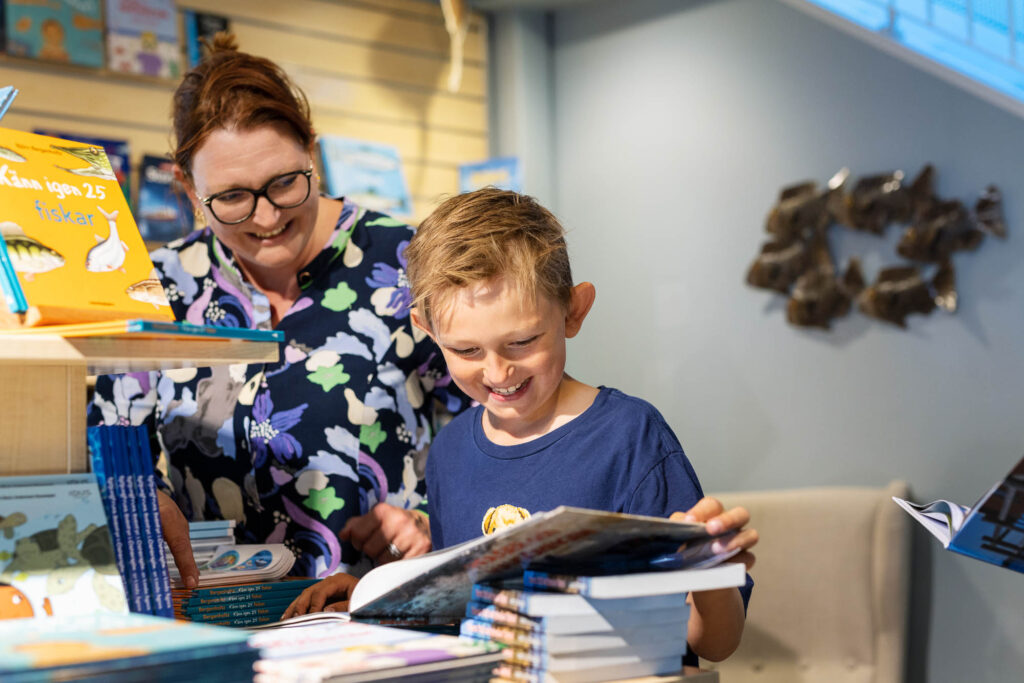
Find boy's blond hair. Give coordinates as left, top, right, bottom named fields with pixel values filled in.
left=406, top=188, right=573, bottom=328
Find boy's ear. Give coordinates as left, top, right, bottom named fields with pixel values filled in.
left=565, top=282, right=596, bottom=338
left=410, top=307, right=435, bottom=340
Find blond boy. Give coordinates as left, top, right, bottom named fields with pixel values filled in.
left=286, top=189, right=757, bottom=663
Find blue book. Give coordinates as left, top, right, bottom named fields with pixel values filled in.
left=458, top=156, right=522, bottom=193
left=894, top=453, right=1024, bottom=574
left=0, top=86, right=16, bottom=121
left=4, top=0, right=104, bottom=68
left=0, top=318, right=285, bottom=341
left=137, top=154, right=193, bottom=242
left=132, top=425, right=174, bottom=617
left=86, top=428, right=131, bottom=611
left=111, top=426, right=152, bottom=615
left=0, top=236, right=28, bottom=313
left=317, top=135, right=412, bottom=217
left=0, top=612, right=254, bottom=679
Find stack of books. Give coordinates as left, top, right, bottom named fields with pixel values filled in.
left=173, top=578, right=319, bottom=628
left=249, top=613, right=502, bottom=682
left=86, top=425, right=174, bottom=618
left=164, top=519, right=238, bottom=570
left=0, top=612, right=257, bottom=682
left=464, top=563, right=746, bottom=683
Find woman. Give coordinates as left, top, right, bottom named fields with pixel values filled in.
left=89, top=34, right=464, bottom=586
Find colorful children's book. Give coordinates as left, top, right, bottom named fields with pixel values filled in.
left=317, top=135, right=412, bottom=217
left=0, top=473, right=128, bottom=620
left=33, top=130, right=130, bottom=202
left=137, top=154, right=193, bottom=243
left=0, top=318, right=285, bottom=341
left=458, top=156, right=522, bottom=193
left=0, top=611, right=256, bottom=681
left=346, top=506, right=730, bottom=618
left=492, top=655, right=684, bottom=683
left=183, top=10, right=229, bottom=69
left=4, top=0, right=104, bottom=68
left=105, top=0, right=181, bottom=79
left=460, top=617, right=688, bottom=655
left=173, top=544, right=296, bottom=588
left=894, top=453, right=1024, bottom=573
left=250, top=618, right=502, bottom=681
left=0, top=126, right=176, bottom=327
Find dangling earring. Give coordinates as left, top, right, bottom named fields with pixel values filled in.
left=193, top=206, right=206, bottom=227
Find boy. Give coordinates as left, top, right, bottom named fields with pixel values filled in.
left=285, top=189, right=757, bottom=663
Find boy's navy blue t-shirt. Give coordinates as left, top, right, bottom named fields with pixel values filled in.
left=426, top=386, right=707, bottom=550
left=425, top=386, right=754, bottom=665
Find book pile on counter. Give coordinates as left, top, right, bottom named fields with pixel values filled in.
left=249, top=612, right=502, bottom=682
left=174, top=577, right=319, bottom=628
left=0, top=612, right=258, bottom=683
left=170, top=537, right=313, bottom=627
left=464, top=563, right=746, bottom=683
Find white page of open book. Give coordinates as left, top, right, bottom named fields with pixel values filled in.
left=892, top=496, right=969, bottom=547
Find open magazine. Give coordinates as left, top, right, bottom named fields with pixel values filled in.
left=344, top=506, right=735, bottom=618
left=894, top=454, right=1024, bottom=574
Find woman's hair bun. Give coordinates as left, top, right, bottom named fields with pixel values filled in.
left=202, top=31, right=238, bottom=57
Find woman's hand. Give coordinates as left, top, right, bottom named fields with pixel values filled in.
left=281, top=574, right=359, bottom=619
left=157, top=490, right=199, bottom=588
left=340, top=503, right=431, bottom=565
left=672, top=496, right=758, bottom=570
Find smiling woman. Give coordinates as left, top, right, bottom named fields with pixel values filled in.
left=88, top=33, right=468, bottom=586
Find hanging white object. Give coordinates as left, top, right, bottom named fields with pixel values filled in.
left=441, top=0, right=469, bottom=93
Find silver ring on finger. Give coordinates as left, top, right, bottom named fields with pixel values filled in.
left=386, top=542, right=404, bottom=559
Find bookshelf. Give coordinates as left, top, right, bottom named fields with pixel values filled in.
left=0, top=335, right=278, bottom=476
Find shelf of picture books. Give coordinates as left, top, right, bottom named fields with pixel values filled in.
left=1, top=0, right=230, bottom=85
left=0, top=124, right=282, bottom=476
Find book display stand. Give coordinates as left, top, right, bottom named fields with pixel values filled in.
left=0, top=334, right=278, bottom=475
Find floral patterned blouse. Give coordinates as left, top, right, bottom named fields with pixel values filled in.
left=88, top=201, right=465, bottom=578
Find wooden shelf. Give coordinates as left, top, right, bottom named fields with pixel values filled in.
left=0, top=335, right=278, bottom=476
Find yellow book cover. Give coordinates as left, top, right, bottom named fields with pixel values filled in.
left=0, top=126, right=174, bottom=328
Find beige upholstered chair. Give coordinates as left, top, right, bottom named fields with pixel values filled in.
left=705, top=482, right=911, bottom=683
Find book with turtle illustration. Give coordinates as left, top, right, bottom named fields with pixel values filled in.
left=0, top=473, right=128, bottom=620
left=0, top=126, right=175, bottom=328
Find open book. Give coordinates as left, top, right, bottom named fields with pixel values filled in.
left=346, top=506, right=731, bottom=618
left=894, top=454, right=1024, bottom=574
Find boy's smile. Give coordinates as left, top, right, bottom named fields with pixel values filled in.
left=415, top=277, right=597, bottom=445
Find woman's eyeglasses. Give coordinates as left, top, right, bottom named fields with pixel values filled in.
left=197, top=162, right=314, bottom=225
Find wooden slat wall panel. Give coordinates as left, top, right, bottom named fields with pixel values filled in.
left=230, top=23, right=486, bottom=97
left=0, top=0, right=488, bottom=223
left=179, top=0, right=486, bottom=63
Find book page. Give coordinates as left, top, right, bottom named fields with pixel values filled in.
left=892, top=496, right=968, bottom=546
left=349, top=506, right=713, bottom=618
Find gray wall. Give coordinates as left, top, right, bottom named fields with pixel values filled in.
left=494, top=0, right=1024, bottom=680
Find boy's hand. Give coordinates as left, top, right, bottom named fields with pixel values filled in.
left=281, top=574, right=359, bottom=620
left=340, top=503, right=431, bottom=565
left=672, top=496, right=759, bottom=570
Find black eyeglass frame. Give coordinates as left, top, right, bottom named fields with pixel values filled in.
left=196, top=162, right=315, bottom=225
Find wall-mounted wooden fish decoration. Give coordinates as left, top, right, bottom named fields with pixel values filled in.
left=787, top=258, right=865, bottom=330
left=858, top=264, right=948, bottom=327
left=748, top=164, right=1005, bottom=330
left=896, top=199, right=983, bottom=262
